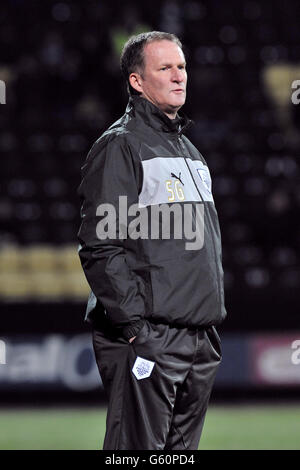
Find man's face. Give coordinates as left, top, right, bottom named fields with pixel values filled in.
left=131, top=40, right=187, bottom=119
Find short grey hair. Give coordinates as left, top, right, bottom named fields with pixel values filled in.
left=120, top=31, right=183, bottom=96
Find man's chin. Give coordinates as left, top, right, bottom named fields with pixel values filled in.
left=165, top=101, right=185, bottom=115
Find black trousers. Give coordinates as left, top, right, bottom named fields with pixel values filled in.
left=92, top=320, right=222, bottom=450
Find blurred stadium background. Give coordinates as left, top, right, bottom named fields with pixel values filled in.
left=0, top=0, right=300, bottom=450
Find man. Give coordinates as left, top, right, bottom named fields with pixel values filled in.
left=77, top=31, right=226, bottom=450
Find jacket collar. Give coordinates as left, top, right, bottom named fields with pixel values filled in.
left=126, top=95, right=193, bottom=135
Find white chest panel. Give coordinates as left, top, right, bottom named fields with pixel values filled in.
left=138, top=157, right=214, bottom=207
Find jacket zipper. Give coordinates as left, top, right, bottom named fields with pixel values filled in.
left=177, top=134, right=222, bottom=311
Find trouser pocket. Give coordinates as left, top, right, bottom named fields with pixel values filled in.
left=130, top=319, right=151, bottom=346
left=205, top=325, right=222, bottom=359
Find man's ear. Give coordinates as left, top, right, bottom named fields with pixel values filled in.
left=129, top=72, right=143, bottom=94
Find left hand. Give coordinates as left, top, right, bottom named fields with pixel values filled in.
left=128, top=336, right=136, bottom=343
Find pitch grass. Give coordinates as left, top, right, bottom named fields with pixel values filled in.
left=0, top=404, right=300, bottom=450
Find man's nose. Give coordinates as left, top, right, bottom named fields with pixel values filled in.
left=171, top=68, right=185, bottom=83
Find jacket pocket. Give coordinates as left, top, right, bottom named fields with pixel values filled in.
left=133, top=269, right=153, bottom=317
left=150, top=254, right=220, bottom=326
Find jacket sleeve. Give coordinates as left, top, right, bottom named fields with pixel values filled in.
left=77, top=134, right=145, bottom=340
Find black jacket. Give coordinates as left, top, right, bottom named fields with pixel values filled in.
left=77, top=95, right=227, bottom=340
